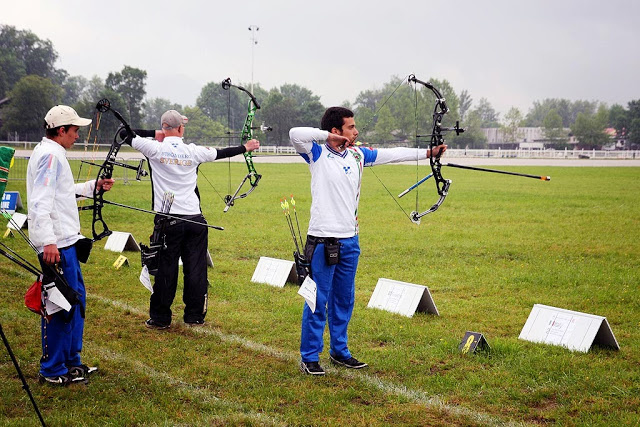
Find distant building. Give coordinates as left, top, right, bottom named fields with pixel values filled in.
left=602, top=128, right=627, bottom=150
left=481, top=127, right=576, bottom=149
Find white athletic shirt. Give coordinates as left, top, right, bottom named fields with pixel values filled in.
left=27, top=137, right=95, bottom=251
left=132, top=136, right=219, bottom=215
left=289, top=127, right=427, bottom=238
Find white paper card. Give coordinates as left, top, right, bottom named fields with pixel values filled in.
left=43, top=282, right=71, bottom=314
left=7, top=212, right=27, bottom=230
left=367, top=278, right=439, bottom=317
left=139, top=265, right=153, bottom=293
left=519, top=304, right=620, bottom=352
left=251, top=256, right=296, bottom=288
left=297, top=275, right=317, bottom=312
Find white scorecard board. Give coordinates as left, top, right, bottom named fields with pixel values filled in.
left=367, top=278, right=439, bottom=317
left=519, top=304, right=619, bottom=353
left=104, top=231, right=141, bottom=252
left=251, top=256, right=296, bottom=288
left=6, top=212, right=27, bottom=230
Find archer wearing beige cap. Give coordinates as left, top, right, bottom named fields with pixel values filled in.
left=160, top=110, right=188, bottom=130
left=127, top=108, right=260, bottom=330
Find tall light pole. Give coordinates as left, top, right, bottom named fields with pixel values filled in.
left=248, top=25, right=259, bottom=93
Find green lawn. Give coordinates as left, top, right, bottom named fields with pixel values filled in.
left=1, top=161, right=639, bottom=425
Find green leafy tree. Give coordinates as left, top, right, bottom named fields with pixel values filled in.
left=182, top=106, right=227, bottom=145
left=624, top=100, right=640, bottom=149
left=61, top=75, right=88, bottom=106
left=142, top=98, right=183, bottom=129
left=1, top=75, right=62, bottom=140
left=525, top=98, right=598, bottom=127
left=105, top=65, right=147, bottom=126
left=73, top=81, right=127, bottom=148
left=452, top=109, right=487, bottom=149
left=356, top=76, right=413, bottom=144
left=501, top=107, right=524, bottom=143
left=354, top=76, right=462, bottom=147
left=197, top=80, right=268, bottom=135
left=279, top=83, right=325, bottom=126
left=542, top=109, right=569, bottom=148
left=373, top=107, right=396, bottom=143
left=197, top=80, right=243, bottom=124
left=261, top=89, right=298, bottom=145
left=459, top=89, right=472, bottom=121
left=0, top=25, right=60, bottom=99
left=608, top=104, right=628, bottom=140
left=470, top=98, right=500, bottom=128
left=571, top=105, right=610, bottom=149
left=354, top=89, right=383, bottom=111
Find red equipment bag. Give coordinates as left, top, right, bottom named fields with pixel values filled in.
left=24, top=277, right=45, bottom=317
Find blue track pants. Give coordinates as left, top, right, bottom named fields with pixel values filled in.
left=300, top=235, right=360, bottom=363
left=39, top=245, right=86, bottom=377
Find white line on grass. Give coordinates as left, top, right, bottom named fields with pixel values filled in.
left=91, top=294, right=518, bottom=426
left=90, top=343, right=286, bottom=426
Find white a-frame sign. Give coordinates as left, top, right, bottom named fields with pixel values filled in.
left=104, top=231, right=141, bottom=252
left=519, top=304, right=619, bottom=353
left=367, top=278, right=439, bottom=318
left=251, top=256, right=297, bottom=288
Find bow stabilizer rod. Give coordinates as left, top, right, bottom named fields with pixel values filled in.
left=78, top=197, right=224, bottom=231
left=444, top=163, right=551, bottom=181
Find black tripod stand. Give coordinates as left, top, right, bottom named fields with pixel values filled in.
left=0, top=322, right=46, bottom=426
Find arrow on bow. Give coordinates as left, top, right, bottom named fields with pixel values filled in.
left=359, top=74, right=550, bottom=225
left=80, top=98, right=224, bottom=241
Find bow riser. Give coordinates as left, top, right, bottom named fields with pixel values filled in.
left=406, top=75, right=464, bottom=222
left=221, top=79, right=262, bottom=211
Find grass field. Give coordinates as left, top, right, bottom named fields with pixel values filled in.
left=1, top=161, right=639, bottom=426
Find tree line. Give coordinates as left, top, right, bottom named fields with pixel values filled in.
left=1, top=24, right=639, bottom=149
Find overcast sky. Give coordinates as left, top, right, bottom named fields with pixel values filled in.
left=3, top=0, right=639, bottom=118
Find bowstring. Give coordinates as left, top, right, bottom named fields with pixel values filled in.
left=359, top=75, right=413, bottom=222
left=227, top=84, right=232, bottom=196
left=76, top=109, right=102, bottom=212
left=413, top=80, right=421, bottom=215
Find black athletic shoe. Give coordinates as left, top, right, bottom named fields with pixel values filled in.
left=69, top=364, right=98, bottom=379
left=38, top=373, right=85, bottom=386
left=145, top=318, right=170, bottom=330
left=329, top=354, right=368, bottom=369
left=300, top=361, right=326, bottom=376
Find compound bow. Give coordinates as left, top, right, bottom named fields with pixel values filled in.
left=80, top=99, right=224, bottom=240
left=403, top=75, right=464, bottom=224
left=221, top=78, right=262, bottom=212
left=79, top=99, right=147, bottom=240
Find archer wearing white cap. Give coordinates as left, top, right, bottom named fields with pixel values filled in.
left=26, top=105, right=115, bottom=386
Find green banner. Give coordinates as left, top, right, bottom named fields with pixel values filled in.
left=0, top=146, right=15, bottom=197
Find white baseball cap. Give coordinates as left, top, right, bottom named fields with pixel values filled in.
left=44, top=105, right=92, bottom=129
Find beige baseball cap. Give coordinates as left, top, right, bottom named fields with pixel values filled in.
left=44, top=105, right=92, bottom=129
left=161, top=110, right=188, bottom=129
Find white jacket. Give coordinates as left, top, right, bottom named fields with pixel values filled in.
left=132, top=135, right=219, bottom=214
left=27, top=137, right=95, bottom=251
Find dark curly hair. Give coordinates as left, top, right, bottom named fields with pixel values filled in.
left=320, top=107, right=354, bottom=132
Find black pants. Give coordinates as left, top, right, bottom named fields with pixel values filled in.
left=149, top=214, right=209, bottom=324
